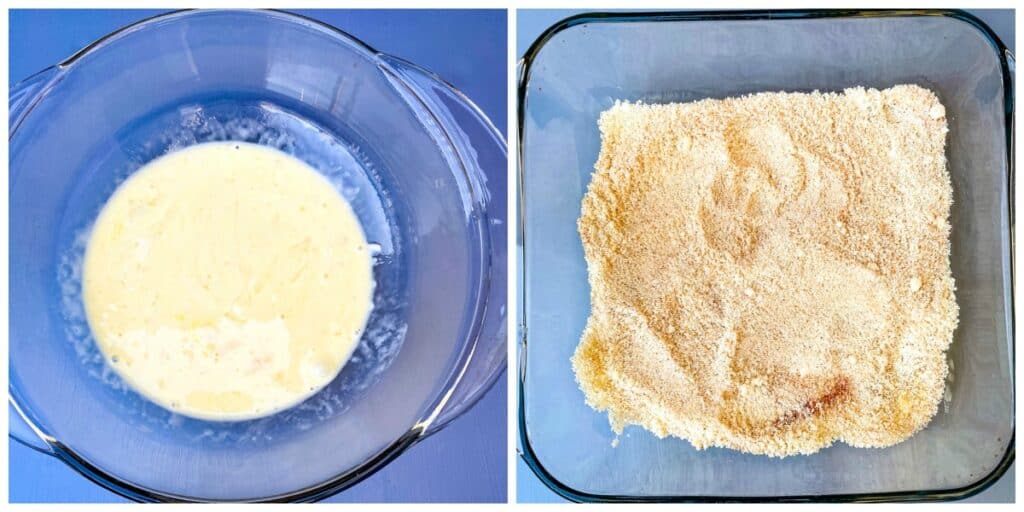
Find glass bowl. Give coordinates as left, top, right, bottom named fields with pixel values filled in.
left=518, top=9, right=1013, bottom=502
left=10, top=9, right=507, bottom=502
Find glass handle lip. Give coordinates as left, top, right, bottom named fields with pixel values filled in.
left=9, top=398, right=55, bottom=455
left=376, top=52, right=507, bottom=159
left=9, top=66, right=62, bottom=135
left=378, top=53, right=508, bottom=438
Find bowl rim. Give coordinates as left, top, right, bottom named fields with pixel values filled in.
left=9, top=9, right=376, bottom=138
left=516, top=8, right=1015, bottom=503
left=9, top=8, right=507, bottom=503
left=62, top=9, right=379, bottom=70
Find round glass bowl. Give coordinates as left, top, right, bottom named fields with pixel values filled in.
left=10, top=9, right=506, bottom=502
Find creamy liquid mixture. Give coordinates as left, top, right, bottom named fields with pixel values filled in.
left=83, top=142, right=374, bottom=420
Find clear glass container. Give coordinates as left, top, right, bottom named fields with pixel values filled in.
left=10, top=9, right=506, bottom=502
left=518, top=9, right=1013, bottom=502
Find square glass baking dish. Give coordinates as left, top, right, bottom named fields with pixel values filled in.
left=518, top=10, right=1014, bottom=502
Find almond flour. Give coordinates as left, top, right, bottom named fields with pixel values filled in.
left=572, top=85, right=958, bottom=456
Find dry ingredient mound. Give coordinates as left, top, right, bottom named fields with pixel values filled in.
left=572, top=85, right=958, bottom=457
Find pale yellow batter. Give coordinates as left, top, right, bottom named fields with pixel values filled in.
left=83, top=142, right=373, bottom=420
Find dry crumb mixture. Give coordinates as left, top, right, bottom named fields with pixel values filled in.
left=572, top=85, right=958, bottom=457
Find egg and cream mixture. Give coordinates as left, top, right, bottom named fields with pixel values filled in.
left=83, top=142, right=373, bottom=420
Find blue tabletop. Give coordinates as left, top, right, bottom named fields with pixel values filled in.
left=515, top=8, right=1014, bottom=504
left=8, top=8, right=507, bottom=503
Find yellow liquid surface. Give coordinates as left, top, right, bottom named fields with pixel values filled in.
left=83, top=142, right=373, bottom=420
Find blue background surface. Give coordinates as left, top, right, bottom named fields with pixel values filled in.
left=9, top=8, right=507, bottom=503
left=515, top=8, right=1014, bottom=504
